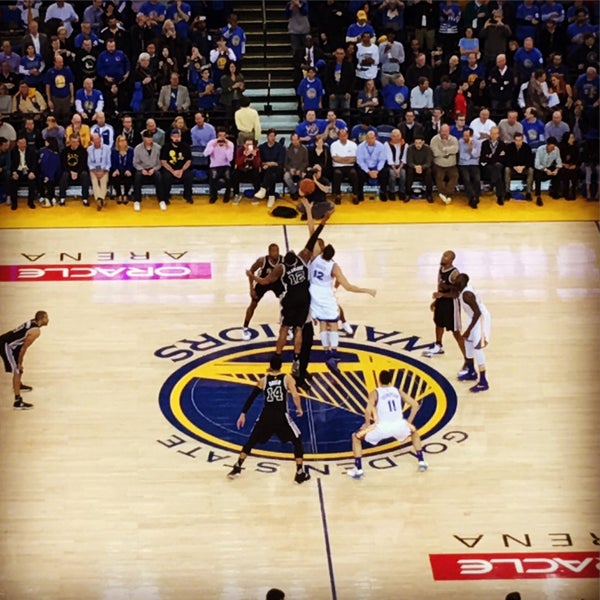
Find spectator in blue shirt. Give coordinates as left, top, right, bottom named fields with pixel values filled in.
left=356, top=130, right=389, bottom=201
left=382, top=72, right=409, bottom=122
left=522, top=106, right=546, bottom=151
left=97, top=39, right=131, bottom=87
left=74, top=21, right=101, bottom=49
left=140, top=0, right=167, bottom=36
left=461, top=52, right=486, bottom=82
left=540, top=1, right=565, bottom=25
left=567, top=9, right=599, bottom=53
left=438, top=1, right=461, bottom=58
left=166, top=0, right=192, bottom=39
left=297, top=66, right=324, bottom=112
left=514, top=37, right=544, bottom=83
left=221, top=12, right=246, bottom=63
left=515, top=0, right=541, bottom=43
left=19, top=44, right=45, bottom=89
left=190, top=111, right=216, bottom=149
left=295, top=110, right=327, bottom=147
left=75, top=78, right=104, bottom=122
left=346, top=10, right=376, bottom=44
left=45, top=54, right=75, bottom=125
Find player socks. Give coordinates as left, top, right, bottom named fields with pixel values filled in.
left=479, top=370, right=488, bottom=385
left=415, top=450, right=424, bottom=462
left=354, top=457, right=362, bottom=470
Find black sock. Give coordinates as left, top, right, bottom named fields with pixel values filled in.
left=296, top=465, right=303, bottom=473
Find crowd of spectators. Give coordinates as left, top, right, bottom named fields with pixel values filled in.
left=289, top=0, right=600, bottom=206
left=0, top=0, right=598, bottom=211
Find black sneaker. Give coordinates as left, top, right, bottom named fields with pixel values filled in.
left=536, top=196, right=543, bottom=206
left=20, top=383, right=33, bottom=392
left=294, top=470, right=311, bottom=484
left=227, top=464, right=242, bottom=479
left=14, top=399, right=33, bottom=410
left=525, top=192, right=532, bottom=201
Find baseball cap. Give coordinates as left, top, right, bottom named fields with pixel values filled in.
left=378, top=35, right=388, bottom=44
left=357, top=10, right=367, bottom=20
left=170, top=128, right=181, bottom=135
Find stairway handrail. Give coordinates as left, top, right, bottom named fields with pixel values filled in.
left=261, top=0, right=267, bottom=69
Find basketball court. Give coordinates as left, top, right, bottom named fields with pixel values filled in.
left=0, top=203, right=599, bottom=599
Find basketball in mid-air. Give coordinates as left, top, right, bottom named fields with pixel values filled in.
left=299, top=178, right=316, bottom=196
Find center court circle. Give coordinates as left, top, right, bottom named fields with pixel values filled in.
left=158, top=340, right=458, bottom=461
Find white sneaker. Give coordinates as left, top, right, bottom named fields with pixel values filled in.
left=254, top=187, right=266, bottom=200
left=341, top=322, right=353, bottom=334
left=251, top=198, right=260, bottom=206
left=242, top=328, right=251, bottom=341
left=133, top=201, right=141, bottom=212
left=422, top=343, right=444, bottom=357
left=159, top=201, right=167, bottom=211
left=439, top=193, right=451, bottom=205
left=347, top=466, right=364, bottom=479
left=233, top=194, right=241, bottom=205
left=267, top=195, right=275, bottom=208
left=418, top=461, right=429, bottom=472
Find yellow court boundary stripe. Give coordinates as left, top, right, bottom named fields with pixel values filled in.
left=1, top=192, right=598, bottom=229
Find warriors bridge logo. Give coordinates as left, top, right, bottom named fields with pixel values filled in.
left=155, top=325, right=463, bottom=471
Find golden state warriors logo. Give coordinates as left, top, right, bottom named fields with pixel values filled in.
left=156, top=325, right=459, bottom=464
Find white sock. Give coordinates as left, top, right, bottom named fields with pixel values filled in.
left=320, top=331, right=329, bottom=349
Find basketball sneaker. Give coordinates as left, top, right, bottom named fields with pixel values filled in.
left=242, top=328, right=251, bottom=341
left=294, top=470, right=311, bottom=484
left=346, top=466, right=364, bottom=479
left=227, top=464, right=242, bottom=479
left=341, top=322, right=353, bottom=335
left=469, top=381, right=489, bottom=393
left=418, top=461, right=429, bottom=472
left=291, top=359, right=300, bottom=378
left=457, top=371, right=478, bottom=381
left=423, top=344, right=444, bottom=357
left=13, top=399, right=33, bottom=410
left=20, top=383, right=33, bottom=392
left=325, top=357, right=341, bottom=375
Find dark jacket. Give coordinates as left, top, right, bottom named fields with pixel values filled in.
left=10, top=146, right=37, bottom=176
left=504, top=141, right=533, bottom=168
left=324, top=60, right=355, bottom=97
left=480, top=139, right=507, bottom=166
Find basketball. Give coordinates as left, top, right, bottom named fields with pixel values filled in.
left=299, top=178, right=316, bottom=196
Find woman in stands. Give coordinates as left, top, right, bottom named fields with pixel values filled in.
left=110, top=135, right=134, bottom=205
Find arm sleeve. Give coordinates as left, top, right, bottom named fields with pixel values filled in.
left=305, top=222, right=325, bottom=252
left=241, top=386, right=261, bottom=414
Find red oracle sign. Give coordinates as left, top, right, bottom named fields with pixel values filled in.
left=0, top=263, right=212, bottom=282
left=429, top=552, right=600, bottom=580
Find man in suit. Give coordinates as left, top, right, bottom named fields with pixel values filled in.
left=157, top=73, right=191, bottom=113
left=9, top=136, right=38, bottom=210
left=480, top=126, right=507, bottom=205
left=21, top=19, right=52, bottom=65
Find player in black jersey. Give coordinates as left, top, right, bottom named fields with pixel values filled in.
left=242, top=244, right=285, bottom=341
left=246, top=213, right=330, bottom=376
left=228, top=355, right=310, bottom=484
left=0, top=310, right=49, bottom=410
left=423, top=251, right=467, bottom=369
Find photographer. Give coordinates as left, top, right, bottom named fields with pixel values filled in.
left=232, top=138, right=262, bottom=205
left=297, top=164, right=333, bottom=220
left=204, top=127, right=234, bottom=204
left=480, top=10, right=511, bottom=69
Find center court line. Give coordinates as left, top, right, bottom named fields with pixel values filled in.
left=317, top=478, right=337, bottom=600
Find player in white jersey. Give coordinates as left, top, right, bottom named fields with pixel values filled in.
left=309, top=243, right=376, bottom=370
left=455, top=273, right=491, bottom=393
left=347, top=370, right=428, bottom=478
